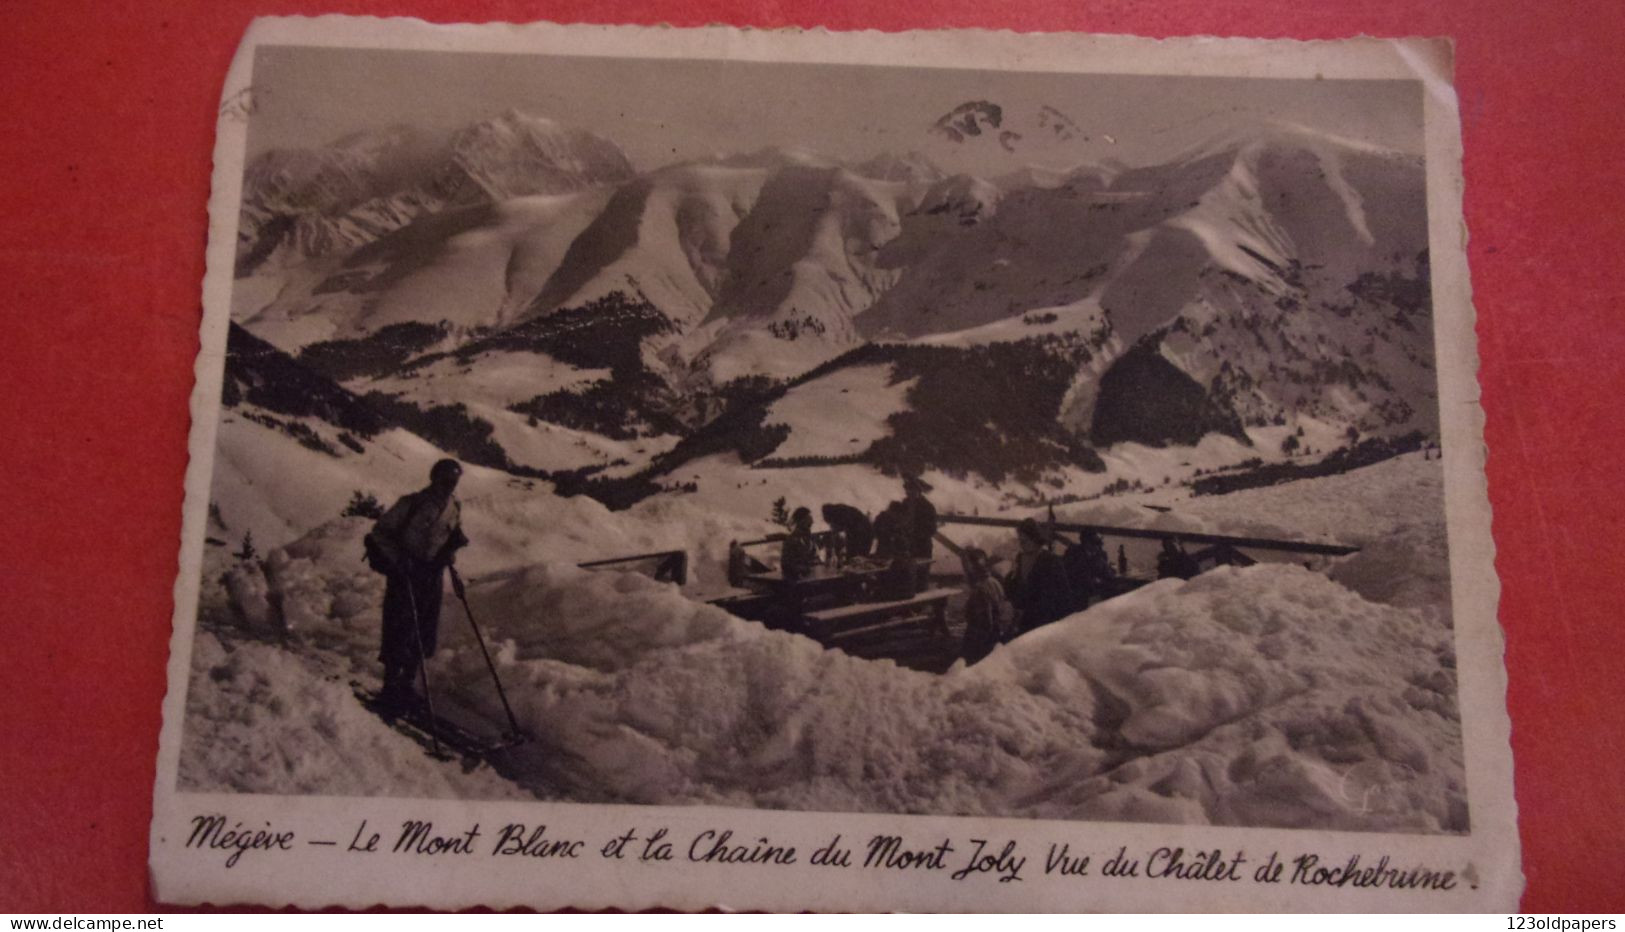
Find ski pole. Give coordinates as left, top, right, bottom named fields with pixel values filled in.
left=402, top=573, right=446, bottom=759
left=448, top=567, right=523, bottom=738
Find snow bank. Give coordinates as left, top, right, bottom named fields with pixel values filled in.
left=187, top=508, right=1464, bottom=833
left=1052, top=453, right=1451, bottom=615
left=428, top=564, right=1099, bottom=813
left=1183, top=453, right=1451, bottom=616
left=179, top=631, right=527, bottom=800
left=991, top=566, right=1463, bottom=831
left=208, top=415, right=449, bottom=551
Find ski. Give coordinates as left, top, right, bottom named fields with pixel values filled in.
left=353, top=685, right=526, bottom=764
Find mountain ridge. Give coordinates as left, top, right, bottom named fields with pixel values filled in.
left=236, top=111, right=636, bottom=277
left=227, top=117, right=1437, bottom=505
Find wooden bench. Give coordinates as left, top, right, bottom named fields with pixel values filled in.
left=803, top=588, right=957, bottom=641
left=706, top=589, right=777, bottom=622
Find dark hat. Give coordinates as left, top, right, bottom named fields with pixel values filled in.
left=430, top=458, right=463, bottom=482
left=791, top=506, right=813, bottom=524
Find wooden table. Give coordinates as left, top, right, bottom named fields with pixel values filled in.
left=742, top=565, right=880, bottom=600
left=804, top=588, right=956, bottom=639
left=737, top=561, right=949, bottom=642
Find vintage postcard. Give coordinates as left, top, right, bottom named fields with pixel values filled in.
left=151, top=16, right=1518, bottom=911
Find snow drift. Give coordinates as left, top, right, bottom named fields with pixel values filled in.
left=186, top=461, right=1464, bottom=832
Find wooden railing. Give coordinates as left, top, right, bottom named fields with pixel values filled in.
left=734, top=531, right=838, bottom=549
left=936, top=514, right=1359, bottom=557
left=578, top=549, right=689, bottom=585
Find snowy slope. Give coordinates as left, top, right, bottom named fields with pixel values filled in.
left=1142, top=248, right=1436, bottom=439
left=239, top=191, right=613, bottom=351
left=241, top=150, right=930, bottom=382
left=693, top=166, right=916, bottom=381
left=912, top=295, right=1114, bottom=350
left=998, top=565, right=1460, bottom=830
left=208, top=411, right=445, bottom=552
left=856, top=127, right=1431, bottom=447
left=872, top=173, right=1005, bottom=271
left=355, top=347, right=656, bottom=476
left=210, top=363, right=683, bottom=557
left=522, top=163, right=772, bottom=329
left=860, top=125, right=1420, bottom=343
left=924, top=99, right=1095, bottom=173
left=435, top=110, right=635, bottom=203
left=762, top=364, right=915, bottom=460
left=210, top=321, right=644, bottom=552
left=518, top=157, right=921, bottom=383
left=1122, top=451, right=1450, bottom=616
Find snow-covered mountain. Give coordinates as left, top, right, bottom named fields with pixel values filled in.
left=509, top=148, right=936, bottom=382
left=686, top=163, right=917, bottom=381
left=237, top=191, right=614, bottom=349
left=225, top=116, right=1437, bottom=520
left=861, top=125, right=1423, bottom=340
left=236, top=111, right=635, bottom=277
left=518, top=162, right=772, bottom=331
left=859, top=125, right=1433, bottom=446
left=240, top=149, right=931, bottom=381
left=433, top=110, right=636, bottom=202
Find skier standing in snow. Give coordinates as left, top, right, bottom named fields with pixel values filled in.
left=366, top=458, right=469, bottom=714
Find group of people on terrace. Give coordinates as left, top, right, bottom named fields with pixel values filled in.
left=729, top=472, right=1220, bottom=664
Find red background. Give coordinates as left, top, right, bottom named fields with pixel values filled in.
left=3, top=0, right=1621, bottom=913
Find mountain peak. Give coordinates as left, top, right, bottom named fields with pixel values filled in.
left=443, top=110, right=635, bottom=200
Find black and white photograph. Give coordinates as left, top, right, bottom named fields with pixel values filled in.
left=151, top=18, right=1517, bottom=912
